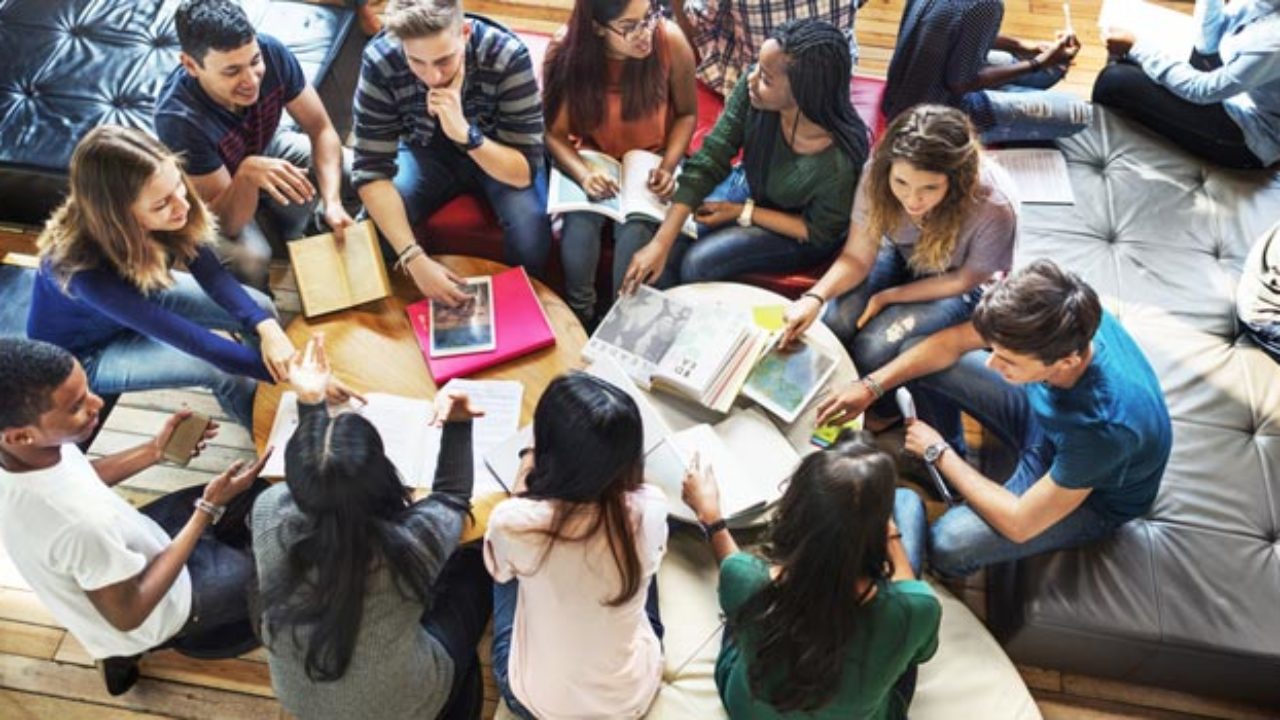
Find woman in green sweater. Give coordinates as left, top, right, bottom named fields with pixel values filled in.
left=621, top=19, right=868, bottom=292
left=682, top=430, right=941, bottom=719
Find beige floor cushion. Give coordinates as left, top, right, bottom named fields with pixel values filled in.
left=496, top=533, right=1039, bottom=719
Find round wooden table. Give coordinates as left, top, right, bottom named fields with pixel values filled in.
left=252, top=255, right=588, bottom=451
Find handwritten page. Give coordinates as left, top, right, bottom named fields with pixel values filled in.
left=442, top=379, right=523, bottom=496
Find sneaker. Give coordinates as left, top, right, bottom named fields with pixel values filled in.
left=97, top=654, right=141, bottom=696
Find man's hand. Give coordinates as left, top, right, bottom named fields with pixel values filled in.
left=693, top=201, right=743, bottom=229
left=257, top=320, right=298, bottom=383
left=203, top=450, right=272, bottom=507
left=814, top=380, right=878, bottom=426
left=1102, top=27, right=1136, bottom=58
left=151, top=408, right=219, bottom=463
left=580, top=169, right=621, bottom=200
left=647, top=167, right=676, bottom=201
left=903, top=418, right=946, bottom=458
left=427, top=64, right=469, bottom=144
left=681, top=452, right=722, bottom=524
left=242, top=156, right=316, bottom=206
left=410, top=255, right=471, bottom=306
left=431, top=390, right=486, bottom=427
left=621, top=240, right=672, bottom=295
left=322, top=203, right=356, bottom=245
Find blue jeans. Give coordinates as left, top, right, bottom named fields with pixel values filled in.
left=678, top=167, right=839, bottom=283
left=893, top=487, right=928, bottom=578
left=560, top=213, right=658, bottom=324
left=80, top=272, right=274, bottom=429
left=394, top=135, right=551, bottom=277
left=142, top=481, right=267, bottom=656
left=492, top=577, right=664, bottom=719
left=971, top=50, right=1093, bottom=145
left=912, top=346, right=1121, bottom=577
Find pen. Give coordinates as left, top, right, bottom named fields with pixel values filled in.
left=1063, top=1, right=1074, bottom=36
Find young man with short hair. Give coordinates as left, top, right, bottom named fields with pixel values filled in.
left=816, top=260, right=1173, bottom=576
left=352, top=0, right=550, bottom=305
left=155, top=0, right=356, bottom=289
left=0, top=338, right=269, bottom=695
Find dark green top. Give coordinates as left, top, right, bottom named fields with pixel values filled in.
left=715, top=553, right=941, bottom=720
left=672, top=75, right=859, bottom=248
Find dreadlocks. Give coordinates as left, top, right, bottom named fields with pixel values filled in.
left=743, top=19, right=870, bottom=197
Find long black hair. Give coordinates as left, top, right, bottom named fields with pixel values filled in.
left=744, top=19, right=869, bottom=200
left=261, top=411, right=445, bottom=682
left=522, top=372, right=646, bottom=606
left=733, top=430, right=897, bottom=712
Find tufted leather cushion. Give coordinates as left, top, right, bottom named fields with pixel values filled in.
left=993, top=106, right=1280, bottom=704
left=0, top=0, right=356, bottom=225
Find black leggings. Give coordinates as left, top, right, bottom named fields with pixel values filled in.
left=1092, top=60, right=1267, bottom=170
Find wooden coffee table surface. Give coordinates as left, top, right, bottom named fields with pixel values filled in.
left=252, top=255, right=588, bottom=451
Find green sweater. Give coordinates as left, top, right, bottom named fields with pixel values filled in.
left=715, top=553, right=941, bottom=720
left=673, top=75, right=859, bottom=248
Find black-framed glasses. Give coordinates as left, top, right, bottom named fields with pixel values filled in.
left=606, top=7, right=661, bottom=43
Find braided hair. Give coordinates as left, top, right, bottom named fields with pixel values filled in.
left=743, top=20, right=869, bottom=199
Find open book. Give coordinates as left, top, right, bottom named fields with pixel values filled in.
left=583, top=286, right=772, bottom=413
left=548, top=149, right=697, bottom=238
left=644, top=408, right=800, bottom=523
left=261, top=380, right=521, bottom=498
left=287, top=220, right=391, bottom=317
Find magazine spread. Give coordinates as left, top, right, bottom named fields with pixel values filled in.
left=548, top=149, right=697, bottom=237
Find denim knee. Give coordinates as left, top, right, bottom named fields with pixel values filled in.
left=678, top=242, right=719, bottom=284
left=497, top=193, right=551, bottom=274
left=850, top=326, right=900, bottom=375
left=928, top=510, right=983, bottom=578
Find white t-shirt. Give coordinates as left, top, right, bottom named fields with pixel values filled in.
left=0, top=444, right=191, bottom=658
left=484, top=484, right=668, bottom=720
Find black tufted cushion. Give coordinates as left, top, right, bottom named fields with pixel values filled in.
left=989, top=107, right=1280, bottom=705
left=0, top=0, right=356, bottom=225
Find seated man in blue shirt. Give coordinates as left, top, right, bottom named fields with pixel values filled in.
left=353, top=0, right=551, bottom=306
left=815, top=260, right=1173, bottom=576
left=155, top=0, right=356, bottom=290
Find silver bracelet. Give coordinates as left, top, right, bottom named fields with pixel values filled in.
left=860, top=375, right=886, bottom=400
left=193, top=498, right=225, bottom=525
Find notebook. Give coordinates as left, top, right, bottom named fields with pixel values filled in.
left=406, top=266, right=557, bottom=384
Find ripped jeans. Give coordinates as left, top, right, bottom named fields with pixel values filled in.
left=964, top=50, right=1093, bottom=144
left=822, top=240, right=981, bottom=412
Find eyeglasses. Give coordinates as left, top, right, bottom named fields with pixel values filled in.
left=606, top=7, right=661, bottom=43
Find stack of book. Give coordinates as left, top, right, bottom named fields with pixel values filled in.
left=583, top=286, right=773, bottom=414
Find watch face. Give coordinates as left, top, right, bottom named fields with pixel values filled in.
left=924, top=445, right=941, bottom=463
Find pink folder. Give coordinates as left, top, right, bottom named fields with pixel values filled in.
left=406, top=266, right=557, bottom=384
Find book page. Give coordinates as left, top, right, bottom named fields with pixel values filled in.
left=987, top=149, right=1075, bottom=205
left=620, top=150, right=698, bottom=238
left=1098, top=0, right=1194, bottom=58
left=339, top=220, right=391, bottom=306
left=653, top=304, right=751, bottom=400
left=584, top=354, right=673, bottom=453
left=712, top=407, right=799, bottom=515
left=547, top=150, right=624, bottom=222
left=584, top=286, right=697, bottom=387
left=288, top=235, right=351, bottom=317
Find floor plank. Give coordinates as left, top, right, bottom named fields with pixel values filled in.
left=0, top=689, right=172, bottom=720
left=0, top=590, right=58, bottom=628
left=0, top=620, right=63, bottom=661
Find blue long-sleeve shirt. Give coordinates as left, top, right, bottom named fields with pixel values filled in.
left=1129, top=0, right=1280, bottom=165
left=27, top=245, right=274, bottom=381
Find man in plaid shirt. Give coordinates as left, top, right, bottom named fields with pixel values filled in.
left=671, top=0, right=860, bottom=96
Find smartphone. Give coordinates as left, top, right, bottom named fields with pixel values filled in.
left=162, top=412, right=211, bottom=466
left=810, top=418, right=862, bottom=449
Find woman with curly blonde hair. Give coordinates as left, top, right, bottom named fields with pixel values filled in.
left=783, top=105, right=1019, bottom=420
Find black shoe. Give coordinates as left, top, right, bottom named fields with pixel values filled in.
left=98, top=654, right=141, bottom=696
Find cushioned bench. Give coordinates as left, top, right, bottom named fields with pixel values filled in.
left=993, top=106, right=1280, bottom=705
left=417, top=29, right=888, bottom=299
left=0, top=0, right=359, bottom=225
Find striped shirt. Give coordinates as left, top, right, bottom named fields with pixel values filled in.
left=352, top=16, right=544, bottom=188
left=881, top=0, right=1003, bottom=124
left=684, top=0, right=859, bottom=96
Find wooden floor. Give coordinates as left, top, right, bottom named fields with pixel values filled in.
left=3, top=1, right=1278, bottom=718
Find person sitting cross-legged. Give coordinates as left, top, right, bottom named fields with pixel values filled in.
left=815, top=260, right=1173, bottom=577
left=0, top=337, right=272, bottom=696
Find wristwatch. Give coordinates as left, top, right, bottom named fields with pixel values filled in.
left=462, top=124, right=485, bottom=151
left=924, top=442, right=949, bottom=465
left=736, top=198, right=756, bottom=227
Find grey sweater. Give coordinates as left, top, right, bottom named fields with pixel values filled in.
left=251, top=403, right=473, bottom=720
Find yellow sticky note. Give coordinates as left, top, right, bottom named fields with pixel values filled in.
left=752, top=305, right=786, bottom=331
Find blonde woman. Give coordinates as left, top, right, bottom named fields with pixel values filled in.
left=783, top=105, right=1018, bottom=419
left=27, top=125, right=301, bottom=429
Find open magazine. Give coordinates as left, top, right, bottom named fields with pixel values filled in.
left=548, top=149, right=698, bottom=238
